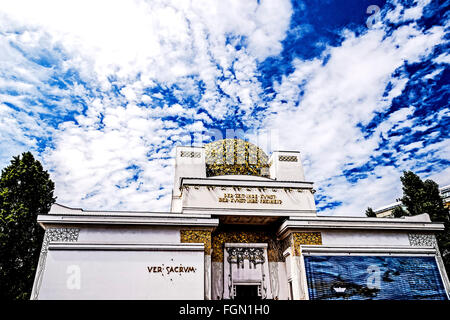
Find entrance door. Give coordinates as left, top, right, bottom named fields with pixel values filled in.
left=234, top=285, right=261, bottom=300
left=223, top=243, right=273, bottom=299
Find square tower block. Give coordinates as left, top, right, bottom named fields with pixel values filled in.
left=269, top=151, right=306, bottom=181
left=171, top=146, right=206, bottom=212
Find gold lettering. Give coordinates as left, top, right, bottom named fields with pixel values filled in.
left=218, top=193, right=282, bottom=205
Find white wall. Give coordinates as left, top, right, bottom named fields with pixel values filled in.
left=38, top=248, right=204, bottom=300
left=269, top=151, right=306, bottom=181
left=77, top=226, right=180, bottom=243
left=321, top=230, right=410, bottom=247
left=171, top=146, right=206, bottom=212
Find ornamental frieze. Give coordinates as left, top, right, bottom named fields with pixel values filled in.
left=42, top=227, right=80, bottom=252
left=226, top=247, right=265, bottom=269
left=278, top=155, right=298, bottom=162
left=408, top=233, right=436, bottom=247
left=211, top=230, right=283, bottom=262
left=180, top=151, right=201, bottom=158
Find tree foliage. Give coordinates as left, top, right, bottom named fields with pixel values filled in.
left=392, top=205, right=407, bottom=218
left=365, top=207, right=376, bottom=217
left=0, top=152, right=56, bottom=300
left=396, top=171, right=450, bottom=277
left=397, top=171, right=448, bottom=220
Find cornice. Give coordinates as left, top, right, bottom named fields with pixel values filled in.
left=37, top=214, right=219, bottom=228
left=301, top=245, right=437, bottom=255
left=277, top=216, right=445, bottom=237
left=48, top=242, right=205, bottom=251
left=180, top=177, right=314, bottom=189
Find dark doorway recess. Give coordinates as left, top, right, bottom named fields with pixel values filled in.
left=234, top=285, right=261, bottom=300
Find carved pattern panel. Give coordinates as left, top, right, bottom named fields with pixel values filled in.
left=180, top=151, right=201, bottom=158
left=226, top=247, right=265, bottom=268
left=278, top=155, right=298, bottom=162
left=408, top=233, right=436, bottom=247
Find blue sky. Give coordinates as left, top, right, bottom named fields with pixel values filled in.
left=0, top=0, right=449, bottom=215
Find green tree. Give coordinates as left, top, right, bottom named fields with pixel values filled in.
left=392, top=205, right=407, bottom=218
left=396, top=171, right=450, bottom=276
left=365, top=207, right=376, bottom=217
left=0, top=152, right=56, bottom=300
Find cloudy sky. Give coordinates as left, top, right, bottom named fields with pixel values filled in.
left=0, top=0, right=448, bottom=215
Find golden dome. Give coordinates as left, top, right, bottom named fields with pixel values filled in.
left=204, top=139, right=270, bottom=178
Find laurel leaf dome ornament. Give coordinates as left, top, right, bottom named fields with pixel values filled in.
left=204, top=139, right=270, bottom=178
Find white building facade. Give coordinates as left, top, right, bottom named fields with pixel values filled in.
left=31, top=139, right=450, bottom=300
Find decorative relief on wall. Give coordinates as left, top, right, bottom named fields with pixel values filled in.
left=42, top=228, right=80, bottom=251
left=269, top=262, right=280, bottom=300
left=211, top=231, right=283, bottom=262
left=211, top=262, right=224, bottom=300
left=408, top=233, right=436, bottom=247
left=204, top=256, right=211, bottom=300
left=31, top=227, right=80, bottom=300
left=226, top=247, right=265, bottom=269
left=180, top=151, right=201, bottom=158
left=278, top=155, right=298, bottom=162
left=282, top=232, right=322, bottom=256
left=180, top=230, right=212, bottom=255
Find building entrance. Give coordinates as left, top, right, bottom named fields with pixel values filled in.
left=223, top=243, right=273, bottom=299
left=234, top=285, right=261, bottom=300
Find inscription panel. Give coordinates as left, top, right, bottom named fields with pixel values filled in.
left=183, top=187, right=316, bottom=212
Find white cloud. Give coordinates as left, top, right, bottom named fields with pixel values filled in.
left=0, top=0, right=293, bottom=210
left=0, top=0, right=291, bottom=84
left=261, top=11, right=446, bottom=216
left=423, top=68, right=444, bottom=79
left=433, top=53, right=450, bottom=64
left=385, top=0, right=431, bottom=23
left=0, top=0, right=447, bottom=216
